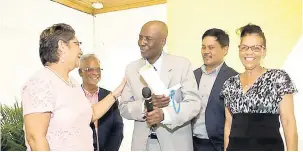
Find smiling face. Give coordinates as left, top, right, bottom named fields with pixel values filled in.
left=138, top=21, right=167, bottom=64
left=66, top=37, right=83, bottom=69
left=79, top=56, right=101, bottom=86
left=58, top=36, right=83, bottom=71
left=239, top=34, right=266, bottom=70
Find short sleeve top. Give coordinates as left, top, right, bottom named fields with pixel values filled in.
left=21, top=67, right=93, bottom=151
left=221, top=69, right=297, bottom=114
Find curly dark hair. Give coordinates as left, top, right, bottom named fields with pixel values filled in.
left=237, top=23, right=266, bottom=47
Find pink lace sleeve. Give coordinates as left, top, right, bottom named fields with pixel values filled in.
left=21, top=77, right=56, bottom=116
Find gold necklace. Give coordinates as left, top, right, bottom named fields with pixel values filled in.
left=45, top=66, right=75, bottom=87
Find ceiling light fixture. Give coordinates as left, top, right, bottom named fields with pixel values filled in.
left=92, top=2, right=103, bottom=9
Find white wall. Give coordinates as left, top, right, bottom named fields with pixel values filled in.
left=280, top=3, right=303, bottom=148
left=0, top=0, right=94, bottom=105
left=93, top=4, right=167, bottom=151
left=282, top=36, right=303, bottom=150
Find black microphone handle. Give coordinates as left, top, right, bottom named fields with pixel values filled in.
left=145, top=99, right=153, bottom=112
left=145, top=99, right=157, bottom=129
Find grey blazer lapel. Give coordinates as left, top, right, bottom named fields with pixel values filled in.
left=160, top=53, right=173, bottom=88
left=137, top=58, right=149, bottom=87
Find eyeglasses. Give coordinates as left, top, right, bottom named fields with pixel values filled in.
left=81, top=67, right=103, bottom=73
left=72, top=41, right=82, bottom=46
left=60, top=40, right=82, bottom=46
left=238, top=45, right=265, bottom=52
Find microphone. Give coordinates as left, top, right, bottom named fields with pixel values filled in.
left=142, top=87, right=156, bottom=129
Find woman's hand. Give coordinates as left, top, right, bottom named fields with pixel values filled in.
left=91, top=77, right=127, bottom=122
left=112, top=77, right=127, bottom=98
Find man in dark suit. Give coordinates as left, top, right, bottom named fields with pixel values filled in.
left=192, top=28, right=238, bottom=151
left=79, top=54, right=124, bottom=151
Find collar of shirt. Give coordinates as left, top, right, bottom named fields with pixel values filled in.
left=201, top=61, right=224, bottom=75
left=145, top=52, right=164, bottom=72
left=82, top=86, right=99, bottom=98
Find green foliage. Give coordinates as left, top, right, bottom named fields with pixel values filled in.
left=1, top=102, right=26, bottom=151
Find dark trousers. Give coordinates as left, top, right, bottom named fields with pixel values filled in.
left=193, top=136, right=217, bottom=151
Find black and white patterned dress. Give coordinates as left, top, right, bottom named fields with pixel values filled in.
left=221, top=69, right=297, bottom=151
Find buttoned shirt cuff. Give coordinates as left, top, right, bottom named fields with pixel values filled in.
left=161, top=108, right=172, bottom=124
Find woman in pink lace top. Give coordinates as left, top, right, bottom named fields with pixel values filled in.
left=21, top=23, right=126, bottom=151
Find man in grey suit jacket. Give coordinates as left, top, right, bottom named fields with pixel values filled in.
left=119, top=21, right=202, bottom=151
left=192, top=28, right=237, bottom=151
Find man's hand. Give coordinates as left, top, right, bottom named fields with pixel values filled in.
left=152, top=94, right=170, bottom=108
left=146, top=107, right=164, bottom=126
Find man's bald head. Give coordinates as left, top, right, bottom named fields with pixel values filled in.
left=141, top=20, right=168, bottom=39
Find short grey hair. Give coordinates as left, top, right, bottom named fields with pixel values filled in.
left=79, top=54, right=100, bottom=67
left=80, top=53, right=100, bottom=62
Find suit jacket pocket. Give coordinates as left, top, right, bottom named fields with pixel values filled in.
left=168, top=82, right=182, bottom=107
left=173, top=88, right=183, bottom=103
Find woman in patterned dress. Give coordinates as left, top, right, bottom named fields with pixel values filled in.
left=221, top=24, right=298, bottom=151
left=21, top=23, right=126, bottom=151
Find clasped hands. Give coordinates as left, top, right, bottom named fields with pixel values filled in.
left=145, top=94, right=170, bottom=126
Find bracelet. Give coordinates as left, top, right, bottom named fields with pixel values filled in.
left=110, top=92, right=117, bottom=101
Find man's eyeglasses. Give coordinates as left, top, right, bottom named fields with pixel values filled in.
left=81, top=67, right=103, bottom=73
left=238, top=45, right=265, bottom=52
